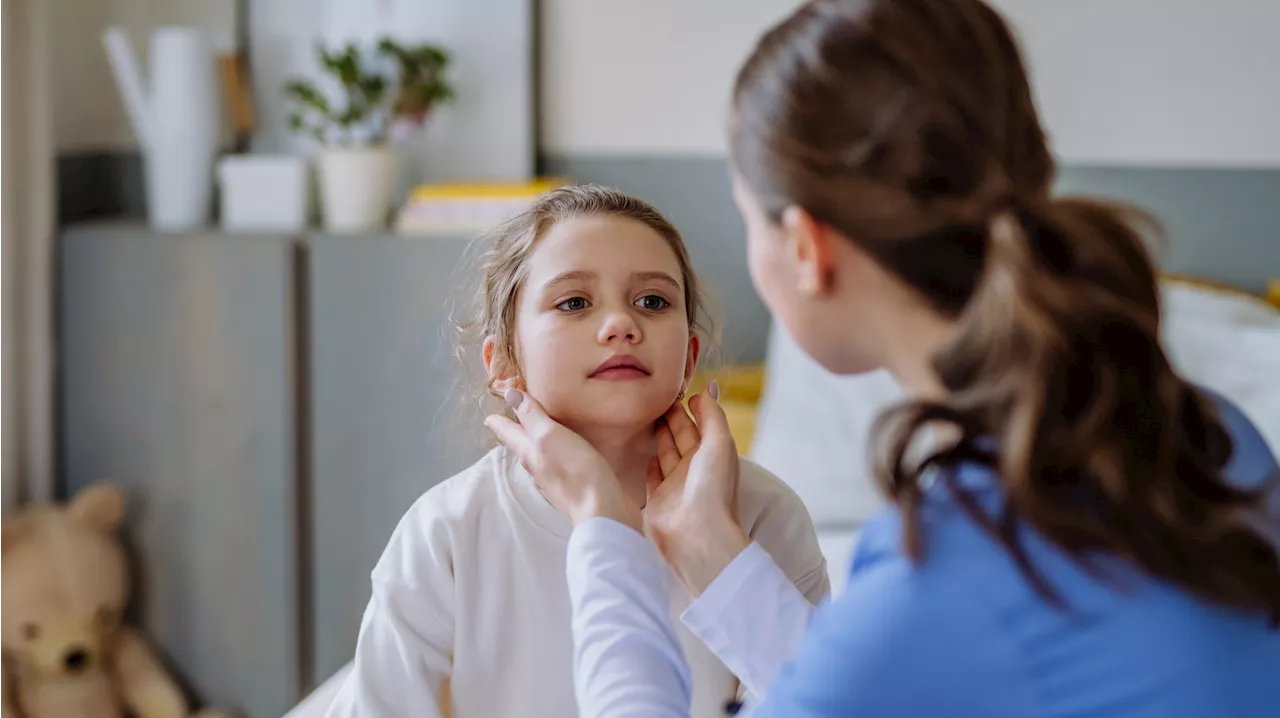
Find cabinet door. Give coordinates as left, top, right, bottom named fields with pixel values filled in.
left=306, top=234, right=489, bottom=690
left=59, top=225, right=301, bottom=718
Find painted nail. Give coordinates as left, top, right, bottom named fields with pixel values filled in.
left=504, top=387, right=524, bottom=409
left=708, top=380, right=720, bottom=401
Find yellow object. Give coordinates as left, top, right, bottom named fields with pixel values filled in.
left=406, top=177, right=568, bottom=201
left=0, top=485, right=233, bottom=718
left=689, top=364, right=768, bottom=453
left=397, top=178, right=570, bottom=234
left=1159, top=272, right=1278, bottom=313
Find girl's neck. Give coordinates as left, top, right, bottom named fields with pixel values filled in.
left=566, top=423, right=655, bottom=509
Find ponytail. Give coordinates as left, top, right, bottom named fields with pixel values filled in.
left=875, top=197, right=1280, bottom=624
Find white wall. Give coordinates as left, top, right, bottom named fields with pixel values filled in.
left=995, top=0, right=1280, bottom=166
left=49, top=0, right=236, bottom=152
left=51, top=0, right=534, bottom=181
left=540, top=0, right=802, bottom=156
left=251, top=0, right=535, bottom=182
left=541, top=0, right=1280, bottom=166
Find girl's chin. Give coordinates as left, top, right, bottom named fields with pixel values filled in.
left=551, top=401, right=672, bottom=435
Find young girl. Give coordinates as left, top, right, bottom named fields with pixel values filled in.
left=325, top=185, right=829, bottom=718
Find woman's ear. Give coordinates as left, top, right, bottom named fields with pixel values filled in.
left=781, top=205, right=837, bottom=296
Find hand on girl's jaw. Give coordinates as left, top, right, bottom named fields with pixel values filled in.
left=485, top=387, right=644, bottom=532
left=643, top=382, right=752, bottom=596
left=483, top=382, right=751, bottom=593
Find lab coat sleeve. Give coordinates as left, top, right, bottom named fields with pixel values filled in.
left=567, top=519, right=694, bottom=718
left=680, top=542, right=817, bottom=700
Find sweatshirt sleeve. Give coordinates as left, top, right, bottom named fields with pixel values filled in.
left=326, top=498, right=456, bottom=718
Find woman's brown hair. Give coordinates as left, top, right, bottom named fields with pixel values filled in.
left=731, top=0, right=1280, bottom=622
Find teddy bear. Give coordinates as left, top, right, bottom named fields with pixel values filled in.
left=2, top=483, right=231, bottom=718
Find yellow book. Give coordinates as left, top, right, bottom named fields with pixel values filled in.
left=396, top=178, right=570, bottom=235
left=407, top=177, right=568, bottom=201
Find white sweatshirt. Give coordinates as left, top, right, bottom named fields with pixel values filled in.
left=326, top=446, right=829, bottom=718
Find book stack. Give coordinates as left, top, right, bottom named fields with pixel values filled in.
left=394, top=177, right=568, bottom=235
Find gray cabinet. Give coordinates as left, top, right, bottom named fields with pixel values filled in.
left=58, top=224, right=489, bottom=717
left=306, top=234, right=489, bottom=688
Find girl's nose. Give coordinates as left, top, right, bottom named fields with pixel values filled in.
left=598, top=310, right=642, bottom=345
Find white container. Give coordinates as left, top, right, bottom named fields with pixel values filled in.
left=317, top=147, right=395, bottom=232
left=104, top=26, right=221, bottom=230
left=218, top=156, right=309, bottom=232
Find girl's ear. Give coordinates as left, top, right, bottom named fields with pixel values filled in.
left=483, top=335, right=519, bottom=393
left=684, top=333, right=701, bottom=386
left=482, top=335, right=500, bottom=377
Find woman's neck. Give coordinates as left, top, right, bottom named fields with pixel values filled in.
left=564, top=423, right=656, bottom=509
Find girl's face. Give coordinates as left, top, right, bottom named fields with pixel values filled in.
left=492, top=215, right=699, bottom=431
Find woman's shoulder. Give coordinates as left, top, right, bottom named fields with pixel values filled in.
left=1204, top=389, right=1280, bottom=490
left=763, top=537, right=1035, bottom=717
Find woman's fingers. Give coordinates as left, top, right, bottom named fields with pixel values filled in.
left=645, top=455, right=663, bottom=502
left=663, top=401, right=701, bottom=456
left=504, top=388, right=555, bottom=436
left=484, top=414, right=532, bottom=459
left=656, top=421, right=681, bottom=476
left=689, top=383, right=735, bottom=449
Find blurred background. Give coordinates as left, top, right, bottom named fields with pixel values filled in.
left=3, top=1, right=1278, bottom=717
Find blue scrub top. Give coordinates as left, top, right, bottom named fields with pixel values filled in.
left=756, top=394, right=1280, bottom=718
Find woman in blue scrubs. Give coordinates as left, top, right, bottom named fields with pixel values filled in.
left=486, top=0, right=1280, bottom=715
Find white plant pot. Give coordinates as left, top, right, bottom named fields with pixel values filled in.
left=317, top=146, right=395, bottom=232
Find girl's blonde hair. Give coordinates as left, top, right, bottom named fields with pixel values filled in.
left=458, top=184, right=713, bottom=401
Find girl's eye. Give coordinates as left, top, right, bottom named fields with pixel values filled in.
left=556, top=297, right=589, bottom=312
left=635, top=295, right=670, bottom=311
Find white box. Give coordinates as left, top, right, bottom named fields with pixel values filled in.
left=218, top=155, right=309, bottom=232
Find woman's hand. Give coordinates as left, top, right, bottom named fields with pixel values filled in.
left=644, top=382, right=751, bottom=596
left=485, top=388, right=643, bottom=532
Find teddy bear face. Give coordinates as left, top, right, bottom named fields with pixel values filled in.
left=2, top=486, right=130, bottom=680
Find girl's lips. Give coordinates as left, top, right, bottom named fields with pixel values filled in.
left=590, top=354, right=651, bottom=379
left=589, top=366, right=651, bottom=381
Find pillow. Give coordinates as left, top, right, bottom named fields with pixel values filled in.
left=748, top=326, right=901, bottom=528
left=1159, top=280, right=1280, bottom=455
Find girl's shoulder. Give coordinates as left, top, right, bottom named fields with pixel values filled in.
left=737, top=456, right=813, bottom=527
left=393, top=447, right=512, bottom=536
left=370, top=447, right=513, bottom=585
left=737, top=457, right=830, bottom=593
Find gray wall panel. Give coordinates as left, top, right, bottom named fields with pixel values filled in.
left=306, top=234, right=491, bottom=690
left=59, top=224, right=300, bottom=718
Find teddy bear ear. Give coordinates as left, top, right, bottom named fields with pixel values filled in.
left=2, top=519, right=28, bottom=555
left=68, top=483, right=127, bottom=532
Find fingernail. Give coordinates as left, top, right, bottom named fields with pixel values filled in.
left=504, top=387, right=524, bottom=409
left=708, top=380, right=720, bottom=401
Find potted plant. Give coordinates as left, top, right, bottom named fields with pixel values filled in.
left=285, top=39, right=454, bottom=232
